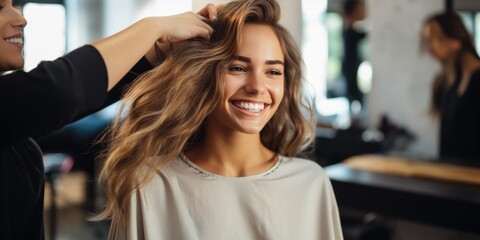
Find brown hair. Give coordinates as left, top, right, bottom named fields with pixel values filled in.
left=422, top=12, right=479, bottom=114
left=97, top=0, right=314, bottom=230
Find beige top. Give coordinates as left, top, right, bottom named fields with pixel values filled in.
left=109, top=155, right=343, bottom=240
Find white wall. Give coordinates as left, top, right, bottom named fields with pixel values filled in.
left=367, top=0, right=443, bottom=157
left=65, top=0, right=103, bottom=51
left=102, top=0, right=192, bottom=36
left=66, top=0, right=192, bottom=50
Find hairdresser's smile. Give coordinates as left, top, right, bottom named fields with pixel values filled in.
left=5, top=36, right=22, bottom=44
left=209, top=23, right=284, bottom=135
left=5, top=36, right=22, bottom=49
left=0, top=0, right=27, bottom=70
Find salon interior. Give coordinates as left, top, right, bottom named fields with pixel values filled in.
left=15, top=0, right=480, bottom=239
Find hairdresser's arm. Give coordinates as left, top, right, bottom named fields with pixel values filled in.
left=92, top=12, right=214, bottom=91
left=0, top=9, right=216, bottom=148
left=61, top=5, right=219, bottom=121
left=94, top=4, right=219, bottom=111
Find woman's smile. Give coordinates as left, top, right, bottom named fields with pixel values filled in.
left=230, top=100, right=270, bottom=114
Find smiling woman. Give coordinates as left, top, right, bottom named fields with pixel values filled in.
left=98, top=0, right=343, bottom=239
left=0, top=0, right=26, bottom=70
left=422, top=12, right=480, bottom=160
left=208, top=24, right=285, bottom=136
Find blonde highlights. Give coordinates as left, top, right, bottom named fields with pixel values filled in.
left=98, top=0, right=314, bottom=229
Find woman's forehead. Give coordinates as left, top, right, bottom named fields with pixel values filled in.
left=424, top=22, right=445, bottom=37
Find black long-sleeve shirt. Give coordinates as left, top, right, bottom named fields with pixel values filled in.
left=0, top=45, right=152, bottom=240
left=440, top=70, right=480, bottom=160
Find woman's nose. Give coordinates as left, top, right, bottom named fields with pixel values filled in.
left=244, top=71, right=266, bottom=95
left=10, top=6, right=27, bottom=29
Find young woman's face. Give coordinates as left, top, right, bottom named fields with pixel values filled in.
left=422, top=21, right=460, bottom=64
left=0, top=0, right=26, bottom=71
left=209, top=23, right=285, bottom=135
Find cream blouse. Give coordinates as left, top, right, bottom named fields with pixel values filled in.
left=109, top=155, right=343, bottom=240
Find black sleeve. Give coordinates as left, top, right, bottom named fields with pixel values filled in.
left=72, top=55, right=153, bottom=121
left=95, top=56, right=152, bottom=112
left=0, top=45, right=108, bottom=148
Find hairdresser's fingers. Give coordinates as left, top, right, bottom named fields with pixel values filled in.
left=192, top=26, right=212, bottom=40
left=197, top=3, right=218, bottom=21
left=183, top=13, right=213, bottom=40
left=193, top=15, right=214, bottom=39
left=157, top=12, right=213, bottom=43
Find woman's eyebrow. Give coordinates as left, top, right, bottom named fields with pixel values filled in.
left=266, top=60, right=284, bottom=66
left=234, top=56, right=251, bottom=63
left=234, top=56, right=284, bottom=65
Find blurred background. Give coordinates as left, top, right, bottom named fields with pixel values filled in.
left=14, top=0, right=480, bottom=239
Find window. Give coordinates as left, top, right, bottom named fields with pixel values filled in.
left=23, top=3, right=65, bottom=71
left=325, top=12, right=344, bottom=97
left=459, top=11, right=480, bottom=55
left=476, top=13, right=480, bottom=54
left=303, top=0, right=372, bottom=128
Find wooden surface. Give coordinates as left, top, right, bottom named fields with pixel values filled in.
left=343, top=154, right=480, bottom=186
left=325, top=162, right=480, bottom=234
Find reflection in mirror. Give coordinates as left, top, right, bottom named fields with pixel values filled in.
left=304, top=0, right=372, bottom=130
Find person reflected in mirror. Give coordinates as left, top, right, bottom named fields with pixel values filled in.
left=422, top=11, right=480, bottom=160
left=342, top=0, right=367, bottom=110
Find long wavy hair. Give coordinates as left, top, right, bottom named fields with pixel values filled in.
left=422, top=12, right=479, bottom=114
left=97, top=0, right=315, bottom=229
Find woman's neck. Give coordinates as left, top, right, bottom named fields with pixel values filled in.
left=185, top=125, right=276, bottom=177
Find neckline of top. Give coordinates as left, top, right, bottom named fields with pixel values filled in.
left=177, top=154, right=283, bottom=181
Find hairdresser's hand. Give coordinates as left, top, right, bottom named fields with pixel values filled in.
left=92, top=3, right=220, bottom=89
left=159, top=3, right=221, bottom=44
left=148, top=3, right=220, bottom=66
left=197, top=3, right=222, bottom=21
left=156, top=12, right=213, bottom=43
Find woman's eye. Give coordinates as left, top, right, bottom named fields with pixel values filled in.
left=229, top=66, right=246, bottom=72
left=267, top=70, right=283, bottom=76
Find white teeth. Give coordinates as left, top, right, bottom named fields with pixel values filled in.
left=6, top=38, right=23, bottom=44
left=233, top=102, right=265, bottom=113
